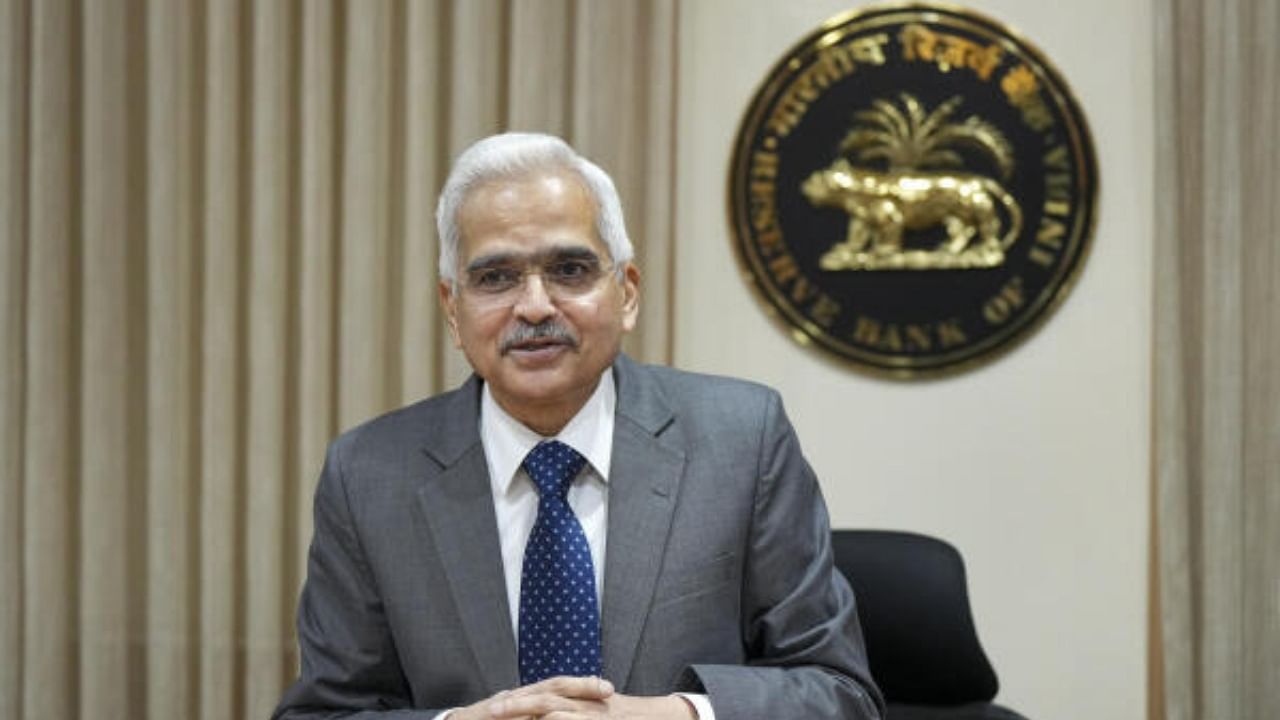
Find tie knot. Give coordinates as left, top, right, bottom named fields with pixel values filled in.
left=522, top=440, right=587, bottom=499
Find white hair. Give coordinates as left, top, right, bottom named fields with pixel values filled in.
left=435, top=132, right=634, bottom=282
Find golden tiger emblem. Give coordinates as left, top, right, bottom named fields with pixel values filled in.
left=802, top=158, right=1023, bottom=270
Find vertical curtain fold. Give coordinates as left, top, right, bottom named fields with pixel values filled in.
left=0, top=0, right=28, bottom=716
left=337, top=1, right=394, bottom=430
left=509, top=0, right=573, bottom=135
left=197, top=1, right=246, bottom=717
left=397, top=0, right=444, bottom=409
left=22, top=1, right=79, bottom=719
left=243, top=1, right=293, bottom=713
left=145, top=0, right=199, bottom=715
left=0, top=2, right=681, bottom=718
left=1238, top=1, right=1280, bottom=709
left=79, top=0, right=137, bottom=715
left=1153, top=0, right=1280, bottom=718
left=294, top=0, right=338, bottom=598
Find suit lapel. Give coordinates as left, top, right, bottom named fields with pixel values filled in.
left=601, top=356, right=686, bottom=689
left=416, top=377, right=520, bottom=693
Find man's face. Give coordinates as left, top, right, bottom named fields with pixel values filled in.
left=440, top=170, right=639, bottom=431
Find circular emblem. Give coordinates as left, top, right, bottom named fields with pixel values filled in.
left=728, top=3, right=1097, bottom=377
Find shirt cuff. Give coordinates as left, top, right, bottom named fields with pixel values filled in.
left=676, top=692, right=715, bottom=720
left=432, top=710, right=455, bottom=720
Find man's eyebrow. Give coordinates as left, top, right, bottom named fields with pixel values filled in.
left=465, top=252, right=520, bottom=273
left=465, top=246, right=603, bottom=273
left=547, top=246, right=604, bottom=264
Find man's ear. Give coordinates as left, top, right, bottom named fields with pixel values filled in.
left=620, top=262, right=641, bottom=333
left=439, top=280, right=463, bottom=348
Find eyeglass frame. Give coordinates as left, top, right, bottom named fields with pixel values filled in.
left=454, top=246, right=624, bottom=305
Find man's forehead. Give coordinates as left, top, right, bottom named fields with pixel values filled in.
left=458, top=229, right=607, bottom=259
left=456, top=170, right=607, bottom=259
left=462, top=168, right=593, bottom=215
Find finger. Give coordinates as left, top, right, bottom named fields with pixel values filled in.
left=487, top=691, right=568, bottom=718
left=452, top=692, right=523, bottom=720
left=550, top=675, right=613, bottom=699
left=490, top=692, right=608, bottom=718
left=515, top=675, right=613, bottom=700
left=479, top=695, right=537, bottom=720
left=474, top=688, right=541, bottom=720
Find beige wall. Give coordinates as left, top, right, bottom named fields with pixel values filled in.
left=672, top=2, right=1153, bottom=719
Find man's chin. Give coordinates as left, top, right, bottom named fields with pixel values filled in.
left=490, top=374, right=589, bottom=424
left=490, top=362, right=575, bottom=401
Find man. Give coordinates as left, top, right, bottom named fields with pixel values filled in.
left=274, top=133, right=883, bottom=719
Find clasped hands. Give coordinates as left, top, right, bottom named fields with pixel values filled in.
left=451, top=676, right=696, bottom=720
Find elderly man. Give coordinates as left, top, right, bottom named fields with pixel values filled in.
left=274, top=133, right=883, bottom=720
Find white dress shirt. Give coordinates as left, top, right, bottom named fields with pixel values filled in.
left=476, top=370, right=714, bottom=720
left=480, top=371, right=614, bottom=632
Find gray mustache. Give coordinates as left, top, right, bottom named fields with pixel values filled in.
left=499, top=322, right=579, bottom=354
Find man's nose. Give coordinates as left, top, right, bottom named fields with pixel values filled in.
left=511, top=272, right=557, bottom=323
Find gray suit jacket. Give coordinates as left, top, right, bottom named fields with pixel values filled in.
left=274, top=355, right=883, bottom=719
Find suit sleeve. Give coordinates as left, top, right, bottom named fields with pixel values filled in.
left=685, top=391, right=885, bottom=720
left=272, top=439, right=441, bottom=720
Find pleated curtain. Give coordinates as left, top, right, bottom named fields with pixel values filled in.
left=0, top=1, right=677, bottom=718
left=1151, top=1, right=1280, bottom=719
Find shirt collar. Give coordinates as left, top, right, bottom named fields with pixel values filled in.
left=480, top=368, right=616, bottom=496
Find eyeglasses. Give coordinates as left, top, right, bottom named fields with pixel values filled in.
left=460, top=251, right=617, bottom=303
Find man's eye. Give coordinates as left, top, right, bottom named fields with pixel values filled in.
left=472, top=267, right=521, bottom=290
left=547, top=260, right=595, bottom=284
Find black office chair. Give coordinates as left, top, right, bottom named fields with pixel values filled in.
left=832, top=530, right=1029, bottom=720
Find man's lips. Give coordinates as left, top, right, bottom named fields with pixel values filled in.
left=504, top=337, right=573, bottom=355
left=498, top=321, right=579, bottom=355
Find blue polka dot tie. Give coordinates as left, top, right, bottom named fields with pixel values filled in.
left=518, top=440, right=602, bottom=684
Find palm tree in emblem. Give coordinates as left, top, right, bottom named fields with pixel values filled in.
left=801, top=92, right=1023, bottom=271
left=838, top=93, right=1013, bottom=179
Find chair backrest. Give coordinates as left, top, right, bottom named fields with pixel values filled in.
left=831, top=529, right=999, bottom=706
